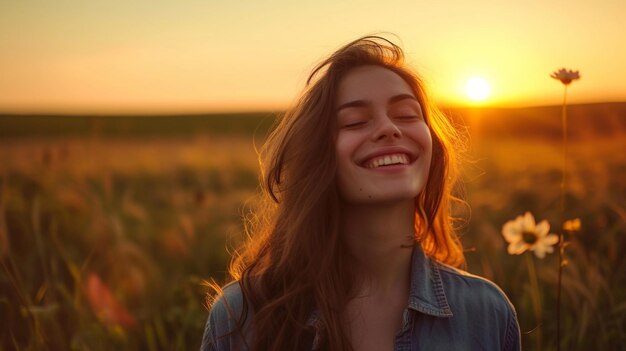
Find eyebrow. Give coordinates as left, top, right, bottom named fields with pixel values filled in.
left=336, top=93, right=418, bottom=113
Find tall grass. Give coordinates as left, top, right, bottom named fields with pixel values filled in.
left=1, top=107, right=625, bottom=350
left=1, top=135, right=259, bottom=350
left=462, top=137, right=626, bottom=350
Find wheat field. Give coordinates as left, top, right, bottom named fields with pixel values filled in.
left=1, top=104, right=625, bottom=350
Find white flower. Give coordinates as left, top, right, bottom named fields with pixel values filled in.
left=502, top=212, right=559, bottom=259
left=550, top=68, right=580, bottom=85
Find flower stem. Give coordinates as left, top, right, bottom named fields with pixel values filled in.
left=557, top=85, right=568, bottom=351
left=526, top=252, right=543, bottom=351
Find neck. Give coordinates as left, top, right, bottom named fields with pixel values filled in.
left=340, top=199, right=415, bottom=295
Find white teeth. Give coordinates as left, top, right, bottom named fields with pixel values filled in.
left=365, top=153, right=410, bottom=168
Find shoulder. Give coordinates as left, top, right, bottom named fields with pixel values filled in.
left=208, top=281, right=246, bottom=323
left=433, top=262, right=521, bottom=350
left=201, top=281, right=250, bottom=351
left=434, top=261, right=516, bottom=314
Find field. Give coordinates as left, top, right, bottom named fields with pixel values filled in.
left=1, top=103, right=625, bottom=350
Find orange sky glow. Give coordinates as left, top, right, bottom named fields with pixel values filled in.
left=1, top=1, right=625, bottom=114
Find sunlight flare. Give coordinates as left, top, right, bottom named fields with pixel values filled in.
left=464, top=77, right=491, bottom=102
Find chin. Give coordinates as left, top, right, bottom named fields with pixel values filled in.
left=342, top=189, right=422, bottom=205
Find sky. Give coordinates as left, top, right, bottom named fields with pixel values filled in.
left=1, top=0, right=625, bottom=114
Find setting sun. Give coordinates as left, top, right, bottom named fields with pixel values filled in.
left=465, top=77, right=492, bottom=102
left=1, top=1, right=625, bottom=113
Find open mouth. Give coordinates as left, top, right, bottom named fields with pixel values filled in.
left=362, top=153, right=412, bottom=169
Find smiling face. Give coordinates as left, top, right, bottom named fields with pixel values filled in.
left=334, top=65, right=433, bottom=205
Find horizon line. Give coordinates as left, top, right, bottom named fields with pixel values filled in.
left=1, top=101, right=625, bottom=117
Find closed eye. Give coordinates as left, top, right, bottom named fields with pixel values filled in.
left=394, top=115, right=420, bottom=120
left=342, top=120, right=368, bottom=128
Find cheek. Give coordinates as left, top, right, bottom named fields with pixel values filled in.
left=335, top=132, right=360, bottom=165
left=422, top=134, right=436, bottom=181
left=334, top=137, right=351, bottom=182
left=425, top=134, right=434, bottom=158
left=334, top=134, right=364, bottom=197
left=423, top=135, right=434, bottom=173
left=405, top=124, right=433, bottom=152
left=410, top=126, right=434, bottom=180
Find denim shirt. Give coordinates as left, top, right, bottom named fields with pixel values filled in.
left=201, top=245, right=521, bottom=351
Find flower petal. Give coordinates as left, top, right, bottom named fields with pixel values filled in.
left=543, top=233, right=559, bottom=246
left=508, top=241, right=528, bottom=255
left=535, top=220, right=550, bottom=237
left=522, top=212, right=536, bottom=232
left=533, top=248, right=546, bottom=259
left=502, top=220, right=522, bottom=243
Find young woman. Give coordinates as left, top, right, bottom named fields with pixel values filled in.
left=201, top=36, right=521, bottom=351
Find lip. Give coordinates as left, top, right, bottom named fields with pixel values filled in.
left=358, top=146, right=417, bottom=168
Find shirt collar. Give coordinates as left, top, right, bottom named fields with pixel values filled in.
left=407, top=244, right=453, bottom=317
left=303, top=245, right=455, bottom=323
left=305, top=244, right=453, bottom=349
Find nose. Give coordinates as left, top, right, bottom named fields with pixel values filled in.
left=372, top=115, right=402, bottom=141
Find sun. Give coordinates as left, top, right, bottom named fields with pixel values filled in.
left=464, top=77, right=491, bottom=102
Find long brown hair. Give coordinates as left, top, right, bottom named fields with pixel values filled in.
left=223, top=35, right=465, bottom=350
